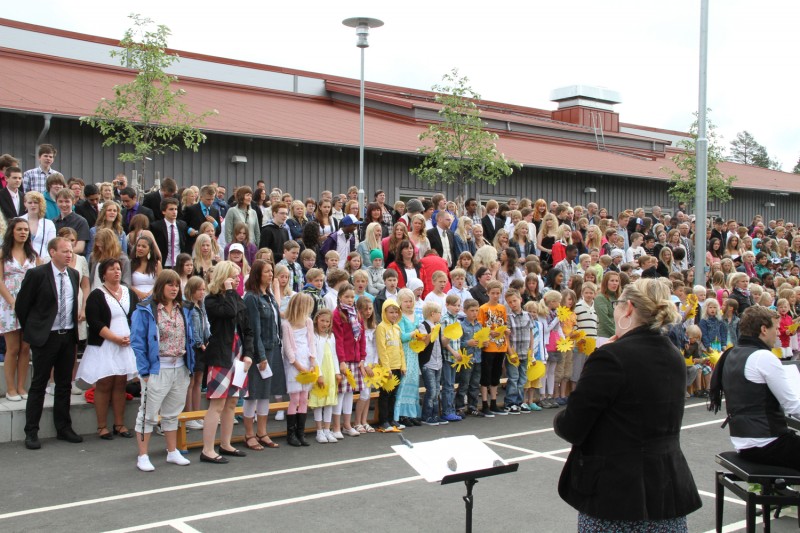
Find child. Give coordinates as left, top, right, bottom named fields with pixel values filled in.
left=573, top=282, right=598, bottom=387
left=439, top=294, right=464, bottom=421
left=505, top=289, right=534, bottom=414
left=352, top=270, right=374, bottom=302
left=447, top=268, right=472, bottom=317
left=302, top=268, right=325, bottom=318
left=418, top=302, right=446, bottom=425
left=457, top=251, right=477, bottom=287
left=175, top=253, right=194, bottom=296
left=457, top=299, right=486, bottom=416
left=324, top=250, right=340, bottom=272
left=332, top=284, right=366, bottom=438
left=366, top=249, right=386, bottom=296
left=255, top=247, right=274, bottom=266
left=684, top=324, right=710, bottom=397
left=395, top=288, right=423, bottom=427
left=225, top=222, right=258, bottom=264
left=309, top=309, right=341, bottom=443
left=699, top=299, right=727, bottom=352
left=323, top=269, right=350, bottom=311
left=281, top=293, right=317, bottom=447
left=408, top=278, right=426, bottom=324
left=376, top=299, right=404, bottom=432
left=278, top=240, right=303, bottom=293
left=722, top=299, right=740, bottom=347
left=373, top=269, right=399, bottom=323
left=539, top=290, right=563, bottom=409
left=354, top=297, right=377, bottom=433
left=477, top=280, right=510, bottom=416
left=777, top=298, right=799, bottom=359
left=227, top=243, right=250, bottom=297
left=344, top=252, right=362, bottom=281
left=625, top=232, right=645, bottom=264
left=555, top=289, right=578, bottom=403
left=424, top=270, right=449, bottom=313
left=274, top=264, right=294, bottom=317
left=299, top=249, right=317, bottom=278
left=524, top=300, right=545, bottom=411
left=521, top=273, right=541, bottom=305
left=184, top=276, right=210, bottom=429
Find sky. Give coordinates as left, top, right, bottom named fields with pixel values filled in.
left=6, top=1, right=800, bottom=172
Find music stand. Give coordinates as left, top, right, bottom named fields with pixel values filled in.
left=441, top=463, right=519, bottom=533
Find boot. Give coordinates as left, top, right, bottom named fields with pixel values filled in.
left=296, top=412, right=310, bottom=446
left=286, top=414, right=301, bottom=447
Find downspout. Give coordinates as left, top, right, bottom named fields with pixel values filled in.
left=35, top=113, right=53, bottom=148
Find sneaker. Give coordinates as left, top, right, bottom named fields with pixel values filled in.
left=480, top=405, right=495, bottom=418
left=508, top=405, right=521, bottom=415
left=519, top=404, right=532, bottom=413
left=343, top=427, right=360, bottom=437
left=316, top=430, right=328, bottom=444
left=46, top=383, right=55, bottom=396
left=324, top=430, right=339, bottom=443
left=421, top=417, right=440, bottom=426
left=275, top=410, right=285, bottom=421
left=377, top=422, right=400, bottom=433
left=137, top=454, right=155, bottom=472
left=166, top=450, right=190, bottom=466
left=71, top=381, right=83, bottom=395
left=456, top=409, right=467, bottom=418
left=469, top=408, right=486, bottom=418
left=185, top=420, right=203, bottom=430
left=528, top=402, right=543, bottom=412
left=555, top=397, right=567, bottom=406
left=490, top=405, right=507, bottom=416
left=390, top=420, right=406, bottom=430
left=437, top=417, right=450, bottom=425
left=442, top=413, right=462, bottom=422
left=411, top=418, right=423, bottom=426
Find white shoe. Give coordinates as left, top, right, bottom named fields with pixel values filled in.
left=71, top=381, right=83, bottom=395
left=166, top=450, right=190, bottom=466
left=330, top=430, right=344, bottom=440
left=185, top=420, right=203, bottom=430
left=324, top=430, right=338, bottom=443
left=316, top=430, right=328, bottom=444
left=137, top=454, right=155, bottom=472
left=5, top=394, right=21, bottom=402
left=343, top=427, right=360, bottom=437
left=275, top=410, right=285, bottom=421
left=46, top=383, right=55, bottom=396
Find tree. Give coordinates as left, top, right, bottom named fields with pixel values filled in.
left=664, top=112, right=736, bottom=204
left=729, top=130, right=781, bottom=170
left=410, top=69, right=520, bottom=211
left=793, top=156, right=800, bottom=174
left=80, top=14, right=216, bottom=188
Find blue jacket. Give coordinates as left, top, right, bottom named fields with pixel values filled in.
left=131, top=298, right=196, bottom=378
left=699, top=316, right=727, bottom=349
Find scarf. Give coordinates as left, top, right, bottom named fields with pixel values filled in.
left=340, top=303, right=361, bottom=341
left=735, top=287, right=751, bottom=298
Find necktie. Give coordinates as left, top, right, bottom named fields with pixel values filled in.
left=169, top=224, right=176, bottom=266
left=58, top=272, right=66, bottom=330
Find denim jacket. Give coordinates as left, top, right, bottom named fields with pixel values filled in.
left=460, top=318, right=483, bottom=364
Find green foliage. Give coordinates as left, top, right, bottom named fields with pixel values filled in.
left=410, top=69, right=520, bottom=206
left=663, top=112, right=736, bottom=204
left=729, top=131, right=781, bottom=170
left=80, top=14, right=216, bottom=185
left=793, top=156, right=800, bottom=174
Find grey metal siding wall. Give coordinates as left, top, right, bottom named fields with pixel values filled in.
left=1, top=112, right=796, bottom=223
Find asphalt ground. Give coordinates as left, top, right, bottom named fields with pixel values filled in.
left=0, top=398, right=796, bottom=533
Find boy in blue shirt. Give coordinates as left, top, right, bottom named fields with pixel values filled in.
left=440, top=294, right=463, bottom=422
left=457, top=299, right=488, bottom=417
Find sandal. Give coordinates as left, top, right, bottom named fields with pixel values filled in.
left=257, top=434, right=279, bottom=448
left=364, top=424, right=376, bottom=433
left=98, top=426, right=113, bottom=440
left=355, top=424, right=367, bottom=434
left=245, top=435, right=264, bottom=451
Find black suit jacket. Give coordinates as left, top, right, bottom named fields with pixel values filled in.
left=74, top=200, right=99, bottom=228
left=143, top=191, right=177, bottom=221
left=426, top=226, right=457, bottom=270
left=182, top=202, right=221, bottom=250
left=0, top=187, right=26, bottom=220
left=481, top=214, right=502, bottom=243
left=121, top=204, right=155, bottom=233
left=16, top=263, right=80, bottom=347
left=151, top=219, right=189, bottom=266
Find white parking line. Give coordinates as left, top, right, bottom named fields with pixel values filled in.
left=169, top=521, right=202, bottom=533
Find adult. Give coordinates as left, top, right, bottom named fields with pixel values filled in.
left=383, top=222, right=410, bottom=266
left=191, top=234, right=218, bottom=280
left=510, top=220, right=536, bottom=260
left=363, top=202, right=388, bottom=239
left=131, top=269, right=194, bottom=471
left=224, top=186, right=260, bottom=248
left=76, top=258, right=138, bottom=440
left=119, top=187, right=155, bottom=234
left=320, top=215, right=360, bottom=269
left=201, top=261, right=255, bottom=464
left=17, top=237, right=82, bottom=449
left=357, top=222, right=383, bottom=270
left=537, top=213, right=558, bottom=266
left=286, top=200, right=307, bottom=240
left=259, top=201, right=291, bottom=263
left=299, top=221, right=323, bottom=268
left=387, top=240, right=421, bottom=290
left=130, top=236, right=161, bottom=301
left=213, top=185, right=229, bottom=219
left=22, top=143, right=57, bottom=195
left=469, top=267, right=492, bottom=306
left=481, top=199, right=502, bottom=243
left=44, top=173, right=67, bottom=221
left=407, top=214, right=430, bottom=259
left=242, top=260, right=285, bottom=449
left=314, top=198, right=338, bottom=239
left=142, top=177, right=178, bottom=222
left=89, top=228, right=132, bottom=289
left=0, top=166, right=26, bottom=220
left=57, top=227, right=91, bottom=353
left=87, top=201, right=128, bottom=259
left=374, top=190, right=394, bottom=231
left=112, top=173, right=128, bottom=201
left=465, top=197, right=483, bottom=228
left=594, top=271, right=621, bottom=339
left=0, top=219, right=39, bottom=401
left=711, top=306, right=800, bottom=469
left=183, top=185, right=221, bottom=251
left=728, top=272, right=753, bottom=317
left=427, top=210, right=456, bottom=270
left=554, top=278, right=701, bottom=530
left=453, top=216, right=476, bottom=257
left=75, top=184, right=101, bottom=229
left=52, top=189, right=90, bottom=256
left=151, top=198, right=188, bottom=268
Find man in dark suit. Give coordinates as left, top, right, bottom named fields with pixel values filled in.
left=183, top=184, right=221, bottom=251
left=142, top=177, right=178, bottom=222
left=0, top=166, right=26, bottom=220
left=151, top=197, right=188, bottom=268
left=16, top=237, right=82, bottom=449
left=74, top=184, right=101, bottom=228
left=119, top=187, right=155, bottom=233
left=427, top=210, right=457, bottom=270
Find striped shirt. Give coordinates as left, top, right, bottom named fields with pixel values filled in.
left=574, top=299, right=598, bottom=338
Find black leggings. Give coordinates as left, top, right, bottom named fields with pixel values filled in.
left=378, top=369, right=402, bottom=424
left=480, top=351, right=505, bottom=387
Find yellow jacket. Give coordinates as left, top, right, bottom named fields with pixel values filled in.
left=376, top=299, right=405, bottom=371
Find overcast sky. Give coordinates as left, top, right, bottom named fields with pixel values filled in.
left=7, top=0, right=800, bottom=171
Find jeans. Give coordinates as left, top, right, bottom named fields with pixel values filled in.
left=505, top=356, right=528, bottom=406
left=421, top=366, right=442, bottom=420
left=441, top=363, right=457, bottom=416
left=456, top=365, right=481, bottom=411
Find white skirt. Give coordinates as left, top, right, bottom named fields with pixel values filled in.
left=76, top=341, right=138, bottom=384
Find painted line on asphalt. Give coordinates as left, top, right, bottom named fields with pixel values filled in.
left=169, top=521, right=202, bottom=533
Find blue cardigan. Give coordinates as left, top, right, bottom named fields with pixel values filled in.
left=131, top=299, right=196, bottom=378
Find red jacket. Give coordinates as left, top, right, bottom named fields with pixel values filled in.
left=419, top=255, right=451, bottom=298
left=332, top=307, right=367, bottom=363
left=387, top=261, right=421, bottom=290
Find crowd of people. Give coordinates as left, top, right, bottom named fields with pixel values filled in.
left=1, top=143, right=798, bottom=516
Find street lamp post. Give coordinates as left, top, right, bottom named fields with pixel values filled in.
left=342, top=17, right=383, bottom=219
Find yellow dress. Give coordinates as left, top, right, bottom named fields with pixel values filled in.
left=308, top=334, right=339, bottom=408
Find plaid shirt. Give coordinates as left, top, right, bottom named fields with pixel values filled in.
left=506, top=308, right=534, bottom=357
left=441, top=311, right=460, bottom=362
left=23, top=166, right=58, bottom=195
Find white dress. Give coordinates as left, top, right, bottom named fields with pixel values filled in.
left=76, top=290, right=137, bottom=384
left=284, top=325, right=313, bottom=393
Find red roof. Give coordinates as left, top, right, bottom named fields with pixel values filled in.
left=0, top=46, right=797, bottom=194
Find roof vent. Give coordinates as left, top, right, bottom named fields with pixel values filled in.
left=550, top=85, right=622, bottom=112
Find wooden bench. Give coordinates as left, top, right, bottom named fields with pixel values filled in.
left=715, top=451, right=800, bottom=532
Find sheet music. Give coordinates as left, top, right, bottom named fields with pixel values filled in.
left=393, top=435, right=506, bottom=482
